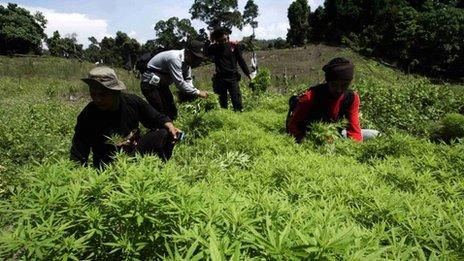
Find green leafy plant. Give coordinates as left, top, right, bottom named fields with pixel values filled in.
left=430, top=113, right=464, bottom=143
left=249, top=68, right=271, bottom=94
left=1, top=51, right=464, bottom=260
left=306, top=121, right=343, bottom=146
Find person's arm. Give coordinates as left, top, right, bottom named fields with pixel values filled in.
left=69, top=114, right=90, bottom=165
left=287, top=92, right=313, bottom=143
left=203, top=42, right=215, bottom=58
left=234, top=43, right=251, bottom=78
left=136, top=96, right=180, bottom=140
left=136, top=95, right=171, bottom=129
left=183, top=66, right=194, bottom=86
left=167, top=58, right=200, bottom=96
left=345, top=92, right=363, bottom=142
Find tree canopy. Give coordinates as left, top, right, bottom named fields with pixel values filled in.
left=303, top=0, right=464, bottom=78
left=287, top=0, right=309, bottom=46
left=0, top=3, right=47, bottom=54
left=190, top=0, right=260, bottom=30
left=154, top=17, right=198, bottom=50
left=45, top=31, right=84, bottom=59
left=190, top=0, right=243, bottom=29
left=243, top=0, right=259, bottom=24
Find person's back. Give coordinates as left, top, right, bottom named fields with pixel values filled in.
left=209, top=42, right=246, bottom=82
left=291, top=84, right=356, bottom=123
left=144, top=50, right=182, bottom=78
left=139, top=41, right=209, bottom=120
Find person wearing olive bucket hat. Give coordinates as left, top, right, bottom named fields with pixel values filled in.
left=286, top=57, right=379, bottom=143
left=70, top=66, right=182, bottom=168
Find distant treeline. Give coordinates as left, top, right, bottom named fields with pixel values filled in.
left=3, top=1, right=463, bottom=78
left=0, top=1, right=263, bottom=70
left=287, top=0, right=464, bottom=79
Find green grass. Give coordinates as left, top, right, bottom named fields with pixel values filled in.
left=0, top=47, right=463, bottom=260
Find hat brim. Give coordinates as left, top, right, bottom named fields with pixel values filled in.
left=190, top=51, right=208, bottom=60
left=81, top=78, right=126, bottom=91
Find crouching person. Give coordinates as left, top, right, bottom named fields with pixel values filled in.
left=70, top=67, right=181, bottom=168
left=287, top=57, right=379, bottom=143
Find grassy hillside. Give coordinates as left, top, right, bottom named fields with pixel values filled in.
left=1, top=47, right=464, bottom=259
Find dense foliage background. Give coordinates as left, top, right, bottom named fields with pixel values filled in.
left=298, top=0, right=464, bottom=78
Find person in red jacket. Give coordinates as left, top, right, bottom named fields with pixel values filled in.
left=287, top=57, right=379, bottom=143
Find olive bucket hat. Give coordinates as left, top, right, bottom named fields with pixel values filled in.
left=81, top=66, right=126, bottom=91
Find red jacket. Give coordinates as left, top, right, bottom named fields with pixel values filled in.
left=287, top=84, right=362, bottom=142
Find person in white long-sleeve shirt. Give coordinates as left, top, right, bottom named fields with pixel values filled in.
left=141, top=40, right=209, bottom=120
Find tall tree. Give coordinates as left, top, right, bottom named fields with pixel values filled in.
left=287, top=0, right=309, bottom=46
left=99, top=36, right=120, bottom=66
left=243, top=0, right=259, bottom=24
left=140, top=40, right=160, bottom=55
left=46, top=31, right=64, bottom=56
left=307, top=6, right=326, bottom=43
left=84, top=36, right=101, bottom=63
left=115, top=31, right=140, bottom=70
left=190, top=0, right=243, bottom=29
left=197, top=28, right=209, bottom=43
left=0, top=3, right=47, bottom=54
left=45, top=31, right=83, bottom=58
left=154, top=17, right=198, bottom=49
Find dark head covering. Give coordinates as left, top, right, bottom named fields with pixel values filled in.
left=186, top=40, right=208, bottom=60
left=323, top=57, right=355, bottom=82
left=211, top=27, right=230, bottom=42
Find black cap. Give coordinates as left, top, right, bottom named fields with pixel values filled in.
left=211, top=27, right=231, bottom=41
left=186, top=40, right=208, bottom=60
left=322, top=57, right=355, bottom=81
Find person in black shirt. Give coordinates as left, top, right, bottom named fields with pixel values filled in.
left=205, top=27, right=252, bottom=111
left=70, top=67, right=181, bottom=168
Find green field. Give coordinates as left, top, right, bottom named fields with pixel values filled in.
left=1, top=46, right=463, bottom=260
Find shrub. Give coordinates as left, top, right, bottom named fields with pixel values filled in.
left=431, top=113, right=464, bottom=143
left=249, top=68, right=271, bottom=94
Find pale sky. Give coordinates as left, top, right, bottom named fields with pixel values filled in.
left=2, top=0, right=324, bottom=46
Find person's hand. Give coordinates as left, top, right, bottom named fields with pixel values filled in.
left=164, top=122, right=180, bottom=141
left=198, top=90, right=209, bottom=98
left=250, top=71, right=257, bottom=80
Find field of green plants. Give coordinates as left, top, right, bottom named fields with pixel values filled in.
left=1, top=47, right=464, bottom=260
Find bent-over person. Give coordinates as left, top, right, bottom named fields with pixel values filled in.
left=70, top=67, right=181, bottom=168
left=140, top=40, right=209, bottom=120
left=287, top=57, right=379, bottom=143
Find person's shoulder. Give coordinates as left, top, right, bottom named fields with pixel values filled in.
left=351, top=90, right=361, bottom=102
left=231, top=41, right=245, bottom=51
left=300, top=84, right=325, bottom=101
left=122, top=93, right=145, bottom=105
left=155, top=49, right=180, bottom=58
left=79, top=102, right=96, bottom=115
left=76, top=102, right=95, bottom=122
left=309, top=83, right=327, bottom=92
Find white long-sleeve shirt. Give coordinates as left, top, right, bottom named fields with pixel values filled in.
left=142, top=49, right=199, bottom=95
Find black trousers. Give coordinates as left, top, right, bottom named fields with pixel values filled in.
left=141, top=82, right=178, bottom=120
left=213, top=78, right=242, bottom=111
left=136, top=128, right=174, bottom=161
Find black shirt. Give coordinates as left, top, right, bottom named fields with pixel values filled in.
left=70, top=93, right=170, bottom=167
left=205, top=42, right=251, bottom=82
